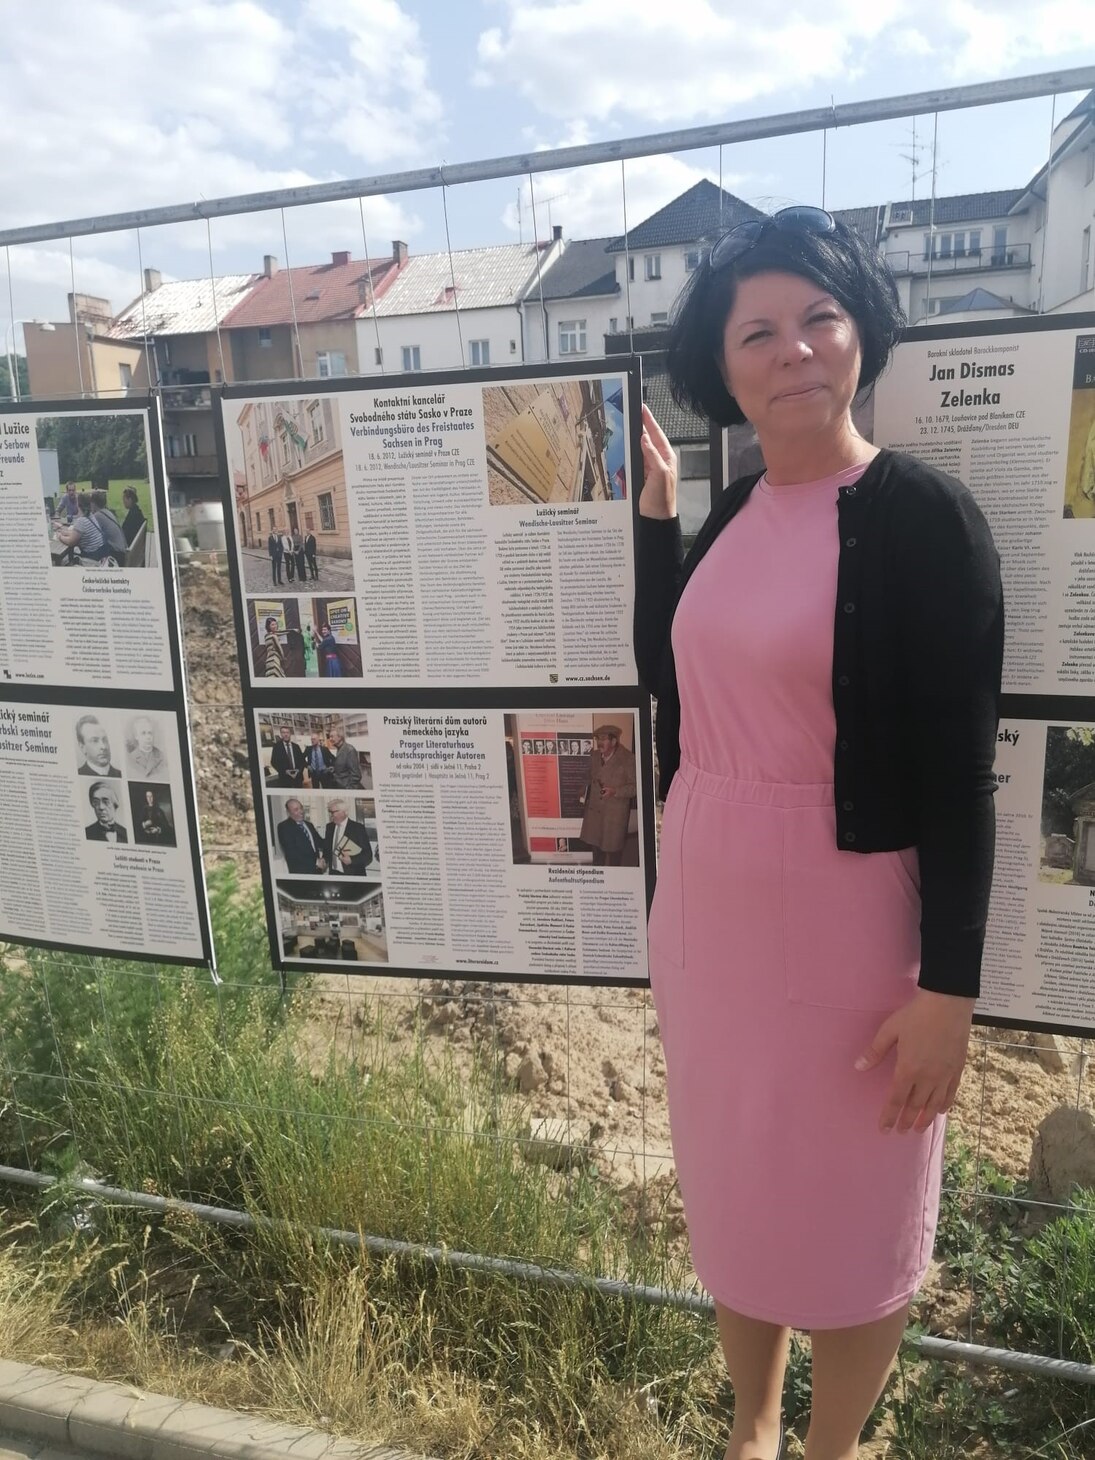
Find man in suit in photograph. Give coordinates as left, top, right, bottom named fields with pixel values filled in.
left=76, top=715, right=122, bottom=777
left=328, top=728, right=363, bottom=789
left=304, top=730, right=333, bottom=789
left=267, top=529, right=283, bottom=586
left=85, top=781, right=128, bottom=843
left=270, top=724, right=306, bottom=788
left=322, top=799, right=373, bottom=876
left=304, top=530, right=318, bottom=580
left=276, top=798, right=327, bottom=874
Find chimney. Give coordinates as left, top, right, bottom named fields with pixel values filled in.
left=332, top=250, right=351, bottom=266
left=392, top=240, right=408, bottom=266
left=263, top=254, right=279, bottom=278
left=143, top=267, right=162, bottom=292
left=357, top=279, right=373, bottom=308
left=552, top=224, right=562, bottom=241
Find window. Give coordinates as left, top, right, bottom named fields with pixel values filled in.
left=308, top=401, right=324, bottom=444
left=401, top=345, right=421, bottom=371
left=608, top=316, right=618, bottom=334
left=684, top=249, right=701, bottom=272
left=316, top=350, right=347, bottom=378
left=183, top=432, right=198, bottom=456
left=166, top=435, right=178, bottom=458
left=118, top=363, right=132, bottom=393
left=651, top=311, right=668, bottom=326
left=1083, top=226, right=1092, bottom=296
left=255, top=512, right=261, bottom=535
left=1086, top=147, right=1095, bottom=187
left=627, top=257, right=635, bottom=281
left=258, top=327, right=272, bottom=348
left=469, top=339, right=490, bottom=366
left=991, top=225, right=1009, bottom=265
left=510, top=339, right=517, bottom=353
left=678, top=445, right=709, bottom=479
left=644, top=254, right=662, bottom=280
left=268, top=509, right=275, bottom=530
left=558, top=319, right=587, bottom=355
left=318, top=492, right=336, bottom=531
left=374, top=347, right=383, bottom=366
left=968, top=229, right=981, bottom=257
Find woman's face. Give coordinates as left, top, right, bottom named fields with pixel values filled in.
left=720, top=271, right=863, bottom=440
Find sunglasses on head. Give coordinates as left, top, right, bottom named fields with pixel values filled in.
left=708, top=206, right=836, bottom=272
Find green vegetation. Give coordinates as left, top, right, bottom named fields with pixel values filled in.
left=37, top=412, right=148, bottom=486
left=1, top=869, right=1093, bottom=1458
left=69, top=478, right=154, bottom=531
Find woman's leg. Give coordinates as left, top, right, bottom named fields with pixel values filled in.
left=804, top=1301, right=908, bottom=1460
left=714, top=1301, right=790, bottom=1460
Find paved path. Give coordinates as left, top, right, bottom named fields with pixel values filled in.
left=240, top=547, right=358, bottom=596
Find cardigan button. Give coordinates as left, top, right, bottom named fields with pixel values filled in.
left=843, top=830, right=857, bottom=844
left=838, top=738, right=850, bottom=751
left=837, top=675, right=851, bottom=687
left=843, top=601, right=856, bottom=614
left=845, top=536, right=857, bottom=547
left=842, top=799, right=855, bottom=811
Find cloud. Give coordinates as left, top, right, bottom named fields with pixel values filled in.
left=474, top=2, right=1090, bottom=123
left=475, top=1, right=902, bottom=123
left=0, top=1, right=441, bottom=323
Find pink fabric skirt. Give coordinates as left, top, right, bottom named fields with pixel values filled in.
left=648, top=757, right=945, bottom=1329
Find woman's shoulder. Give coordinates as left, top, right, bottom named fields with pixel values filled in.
left=872, top=448, right=972, bottom=506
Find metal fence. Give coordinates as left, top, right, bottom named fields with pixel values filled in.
left=3, top=65, right=1095, bottom=1413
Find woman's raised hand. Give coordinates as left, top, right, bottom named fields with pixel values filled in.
left=638, top=404, right=678, bottom=520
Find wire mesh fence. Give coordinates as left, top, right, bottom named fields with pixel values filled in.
left=3, top=72, right=1095, bottom=1442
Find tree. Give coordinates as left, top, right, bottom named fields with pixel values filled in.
left=0, top=354, right=28, bottom=400
left=1041, top=726, right=1095, bottom=835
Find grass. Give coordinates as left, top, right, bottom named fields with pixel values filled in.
left=1, top=866, right=1093, bottom=1458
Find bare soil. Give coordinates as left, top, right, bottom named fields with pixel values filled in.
left=179, top=560, right=1095, bottom=1327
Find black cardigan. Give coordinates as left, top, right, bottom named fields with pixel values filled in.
left=634, top=448, right=1005, bottom=1000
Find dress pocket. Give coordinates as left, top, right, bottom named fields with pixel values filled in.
left=781, top=808, right=921, bottom=1012
left=648, top=776, right=692, bottom=967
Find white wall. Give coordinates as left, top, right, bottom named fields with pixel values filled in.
left=1036, top=125, right=1095, bottom=312
left=611, top=245, right=696, bottom=327
left=354, top=305, right=525, bottom=376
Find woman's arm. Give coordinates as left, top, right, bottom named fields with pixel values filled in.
left=634, top=406, right=685, bottom=694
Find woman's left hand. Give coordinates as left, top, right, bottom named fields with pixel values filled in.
left=855, top=989, right=975, bottom=1134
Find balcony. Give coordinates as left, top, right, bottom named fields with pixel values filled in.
left=165, top=453, right=220, bottom=478
left=884, top=242, right=1032, bottom=277
left=161, top=385, right=212, bottom=410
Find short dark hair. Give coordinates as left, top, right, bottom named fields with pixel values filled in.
left=90, top=489, right=107, bottom=509
left=666, top=219, right=905, bottom=428
left=122, top=487, right=138, bottom=506
left=77, top=492, right=93, bottom=515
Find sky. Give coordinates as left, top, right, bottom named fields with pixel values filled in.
left=0, top=0, right=1092, bottom=337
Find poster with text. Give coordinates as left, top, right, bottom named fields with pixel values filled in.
left=248, top=704, right=653, bottom=983
left=872, top=314, right=1095, bottom=698
left=0, top=398, right=213, bottom=967
left=220, top=365, right=638, bottom=690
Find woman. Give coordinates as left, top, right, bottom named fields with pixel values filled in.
left=302, top=624, right=320, bottom=679
left=136, top=789, right=173, bottom=845
left=55, top=493, right=111, bottom=563
left=318, top=623, right=342, bottom=677
left=121, top=487, right=146, bottom=546
left=262, top=616, right=285, bottom=678
left=636, top=208, right=1003, bottom=1460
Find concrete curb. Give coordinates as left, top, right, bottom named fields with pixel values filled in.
left=0, top=1360, right=433, bottom=1460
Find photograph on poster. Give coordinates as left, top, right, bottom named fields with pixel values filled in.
left=37, top=414, right=155, bottom=569
left=231, top=398, right=355, bottom=593
left=257, top=712, right=372, bottom=792
left=130, top=783, right=176, bottom=848
left=245, top=597, right=362, bottom=679
left=504, top=711, right=639, bottom=865
left=75, top=713, right=123, bottom=777
left=84, top=779, right=129, bottom=843
left=267, top=792, right=379, bottom=878
left=1039, top=724, right=1095, bottom=887
left=125, top=713, right=171, bottom=780
left=1063, top=334, right=1095, bottom=520
left=484, top=377, right=628, bottom=506
left=276, top=879, right=388, bottom=963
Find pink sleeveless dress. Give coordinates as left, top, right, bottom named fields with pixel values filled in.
left=647, top=461, right=945, bottom=1330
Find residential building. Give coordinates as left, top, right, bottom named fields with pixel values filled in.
left=221, top=246, right=406, bottom=380
left=25, top=292, right=148, bottom=400
left=528, top=181, right=763, bottom=365
left=1024, top=89, right=1095, bottom=315
left=108, top=268, right=258, bottom=503
left=232, top=396, right=346, bottom=554
left=353, top=237, right=563, bottom=376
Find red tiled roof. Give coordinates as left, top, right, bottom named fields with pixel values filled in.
left=221, top=255, right=401, bottom=329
